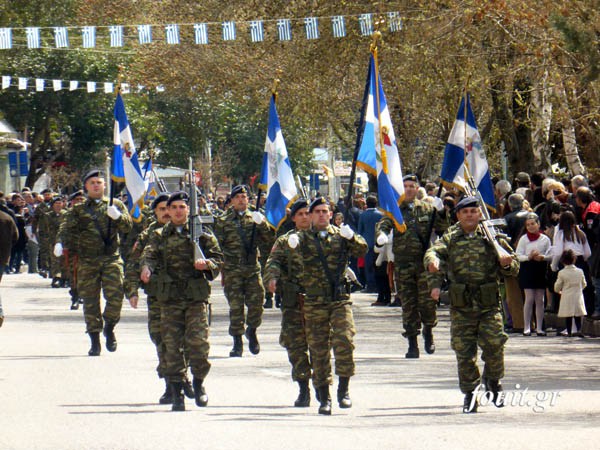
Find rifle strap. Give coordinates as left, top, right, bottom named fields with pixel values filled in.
left=313, top=233, right=338, bottom=296
left=235, top=214, right=254, bottom=260
left=86, top=203, right=111, bottom=250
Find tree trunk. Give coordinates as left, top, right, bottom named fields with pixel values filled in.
left=556, top=82, right=586, bottom=176
left=530, top=70, right=553, bottom=173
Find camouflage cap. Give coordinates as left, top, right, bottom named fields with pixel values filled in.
left=230, top=185, right=248, bottom=198
left=83, top=169, right=105, bottom=184
left=455, top=196, right=479, bottom=211
left=290, top=198, right=309, bottom=217
left=309, top=196, right=329, bottom=213
left=151, top=192, right=170, bottom=209
left=167, top=190, right=189, bottom=206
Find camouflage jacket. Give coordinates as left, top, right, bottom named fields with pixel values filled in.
left=39, top=210, right=66, bottom=246
left=213, top=208, right=273, bottom=271
left=32, top=202, right=51, bottom=236
left=263, top=229, right=304, bottom=288
left=423, top=223, right=519, bottom=291
left=295, top=225, right=368, bottom=301
left=62, top=197, right=132, bottom=259
left=141, top=222, right=223, bottom=303
left=124, top=219, right=163, bottom=298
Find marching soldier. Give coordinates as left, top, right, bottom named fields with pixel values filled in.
left=295, top=197, right=368, bottom=415
left=376, top=174, right=443, bottom=358
left=214, top=185, right=273, bottom=357
left=264, top=198, right=313, bottom=407
left=60, top=170, right=132, bottom=356
left=33, top=188, right=53, bottom=277
left=424, top=196, right=519, bottom=413
left=42, top=196, right=67, bottom=288
left=140, top=191, right=223, bottom=411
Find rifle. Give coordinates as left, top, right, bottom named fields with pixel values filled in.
left=186, top=158, right=215, bottom=269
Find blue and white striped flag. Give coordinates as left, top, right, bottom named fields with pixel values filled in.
left=388, top=12, right=403, bottom=32
left=142, top=159, right=159, bottom=200
left=138, top=25, right=152, bottom=44
left=69, top=80, right=78, bottom=91
left=277, top=19, right=292, bottom=41
left=304, top=17, right=319, bottom=40
left=2, top=76, right=10, bottom=89
left=194, top=23, right=208, bottom=44
left=112, top=93, right=146, bottom=222
left=356, top=55, right=406, bottom=231
left=441, top=94, right=496, bottom=210
left=81, top=26, right=96, bottom=48
left=109, top=26, right=123, bottom=47
left=331, top=16, right=346, bottom=38
left=250, top=20, right=264, bottom=42
left=359, top=14, right=373, bottom=36
left=18, top=77, right=27, bottom=90
left=54, top=27, right=69, bottom=48
left=52, top=80, right=62, bottom=91
left=0, top=28, right=12, bottom=49
left=259, top=95, right=298, bottom=230
left=26, top=27, right=40, bottom=48
left=222, top=21, right=236, bottom=41
left=165, top=24, right=179, bottom=44
left=35, top=79, right=45, bottom=92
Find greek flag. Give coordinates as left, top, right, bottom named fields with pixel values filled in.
left=54, top=27, right=69, bottom=48
left=441, top=94, right=496, bottom=210
left=165, top=24, right=179, bottom=44
left=0, top=28, right=12, bottom=49
left=359, top=14, right=373, bottom=36
left=35, top=79, right=44, bottom=92
left=81, top=26, right=95, bottom=48
left=259, top=95, right=298, bottom=230
left=26, top=27, right=40, bottom=48
left=138, top=25, right=152, bottom=44
left=250, top=20, right=264, bottom=42
left=142, top=159, right=158, bottom=200
left=388, top=12, right=403, bottom=32
left=109, top=26, right=123, bottom=47
left=2, top=76, right=11, bottom=89
left=356, top=55, right=406, bottom=232
left=222, top=21, right=236, bottom=41
left=86, top=81, right=96, bottom=93
left=304, top=17, right=319, bottom=40
left=18, top=77, right=27, bottom=90
left=69, top=80, right=78, bottom=91
left=112, top=93, right=146, bottom=222
left=277, top=19, right=292, bottom=41
left=52, top=80, right=62, bottom=91
left=104, top=82, right=113, bottom=94
left=331, top=16, right=346, bottom=38
left=194, top=23, right=208, bottom=44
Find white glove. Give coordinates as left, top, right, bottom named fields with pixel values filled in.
left=251, top=211, right=265, bottom=224
left=53, top=243, right=63, bottom=257
left=376, top=233, right=388, bottom=246
left=288, top=233, right=299, bottom=249
left=340, top=224, right=354, bottom=240
left=107, top=205, right=122, bottom=220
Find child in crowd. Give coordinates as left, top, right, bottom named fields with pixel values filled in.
left=554, top=249, right=587, bottom=337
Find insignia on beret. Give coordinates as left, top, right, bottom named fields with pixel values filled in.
left=167, top=191, right=189, bottom=206
left=230, top=185, right=248, bottom=198
left=290, top=198, right=309, bottom=217
left=309, top=196, right=328, bottom=212
left=403, top=174, right=419, bottom=183
left=151, top=192, right=171, bottom=210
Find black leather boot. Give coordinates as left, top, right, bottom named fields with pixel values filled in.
left=229, top=335, right=243, bottom=357
left=337, top=377, right=352, bottom=408
left=51, top=277, right=61, bottom=288
left=317, top=386, right=332, bottom=415
left=485, top=379, right=505, bottom=408
left=193, top=377, right=208, bottom=407
left=463, top=391, right=478, bottom=413
left=245, top=327, right=260, bottom=354
left=170, top=382, right=185, bottom=411
left=88, top=332, right=101, bottom=356
left=405, top=336, right=420, bottom=358
left=103, top=323, right=117, bottom=352
left=423, top=326, right=436, bottom=354
left=294, top=380, right=310, bottom=407
left=159, top=379, right=172, bottom=404
left=183, top=376, right=195, bottom=399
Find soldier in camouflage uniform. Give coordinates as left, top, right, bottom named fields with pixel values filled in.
left=61, top=170, right=132, bottom=356
left=376, top=174, right=443, bottom=358
left=424, top=196, right=519, bottom=413
left=294, top=197, right=368, bottom=415
left=140, top=191, right=223, bottom=411
left=214, top=185, right=273, bottom=357
left=33, top=188, right=53, bottom=277
left=42, top=196, right=67, bottom=287
left=264, top=198, right=313, bottom=407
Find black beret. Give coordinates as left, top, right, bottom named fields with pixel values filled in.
left=230, top=185, right=248, bottom=198
left=68, top=190, right=84, bottom=202
left=50, top=196, right=64, bottom=206
left=403, top=174, right=419, bottom=183
left=41, top=188, right=53, bottom=195
left=167, top=191, right=189, bottom=206
left=151, top=192, right=170, bottom=210
left=290, top=198, right=309, bottom=217
left=83, top=169, right=104, bottom=184
left=455, top=196, right=480, bottom=211
left=309, top=196, right=329, bottom=213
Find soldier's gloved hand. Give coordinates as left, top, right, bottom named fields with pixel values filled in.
left=340, top=224, right=354, bottom=240
left=288, top=233, right=299, bottom=249
left=53, top=243, right=63, bottom=257
left=251, top=211, right=265, bottom=224
left=376, top=233, right=388, bottom=246
left=107, top=205, right=122, bottom=220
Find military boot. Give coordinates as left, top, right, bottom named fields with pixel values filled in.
left=485, top=379, right=505, bottom=408
left=229, top=335, right=243, bottom=357
left=183, top=376, right=195, bottom=399
left=103, top=323, right=117, bottom=352
left=159, top=379, right=172, bottom=404
left=463, top=391, right=478, bottom=413
left=88, top=332, right=101, bottom=356
left=170, top=382, right=185, bottom=411
left=245, top=327, right=260, bottom=355
left=51, top=277, right=61, bottom=288
left=423, top=326, right=436, bottom=354
left=337, top=377, right=352, bottom=409
left=193, top=377, right=208, bottom=407
left=70, top=294, right=79, bottom=310
left=317, top=386, right=332, bottom=415
left=294, top=380, right=310, bottom=407
left=405, top=336, right=420, bottom=358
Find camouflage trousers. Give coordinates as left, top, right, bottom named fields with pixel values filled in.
left=303, top=298, right=355, bottom=388
left=222, top=267, right=264, bottom=336
left=78, top=256, right=124, bottom=334
left=161, top=300, right=210, bottom=382
left=280, top=305, right=311, bottom=382
left=450, top=304, right=508, bottom=394
left=395, top=262, right=437, bottom=337
left=147, top=296, right=167, bottom=378
left=49, top=252, right=64, bottom=278
left=38, top=237, right=50, bottom=272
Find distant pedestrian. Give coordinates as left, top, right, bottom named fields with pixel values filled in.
left=554, top=250, right=587, bottom=337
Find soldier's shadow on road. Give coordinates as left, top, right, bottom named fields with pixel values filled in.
left=62, top=403, right=165, bottom=415
left=0, top=355, right=88, bottom=360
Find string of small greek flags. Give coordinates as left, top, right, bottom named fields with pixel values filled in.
left=0, top=12, right=402, bottom=50
left=1, top=76, right=163, bottom=94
